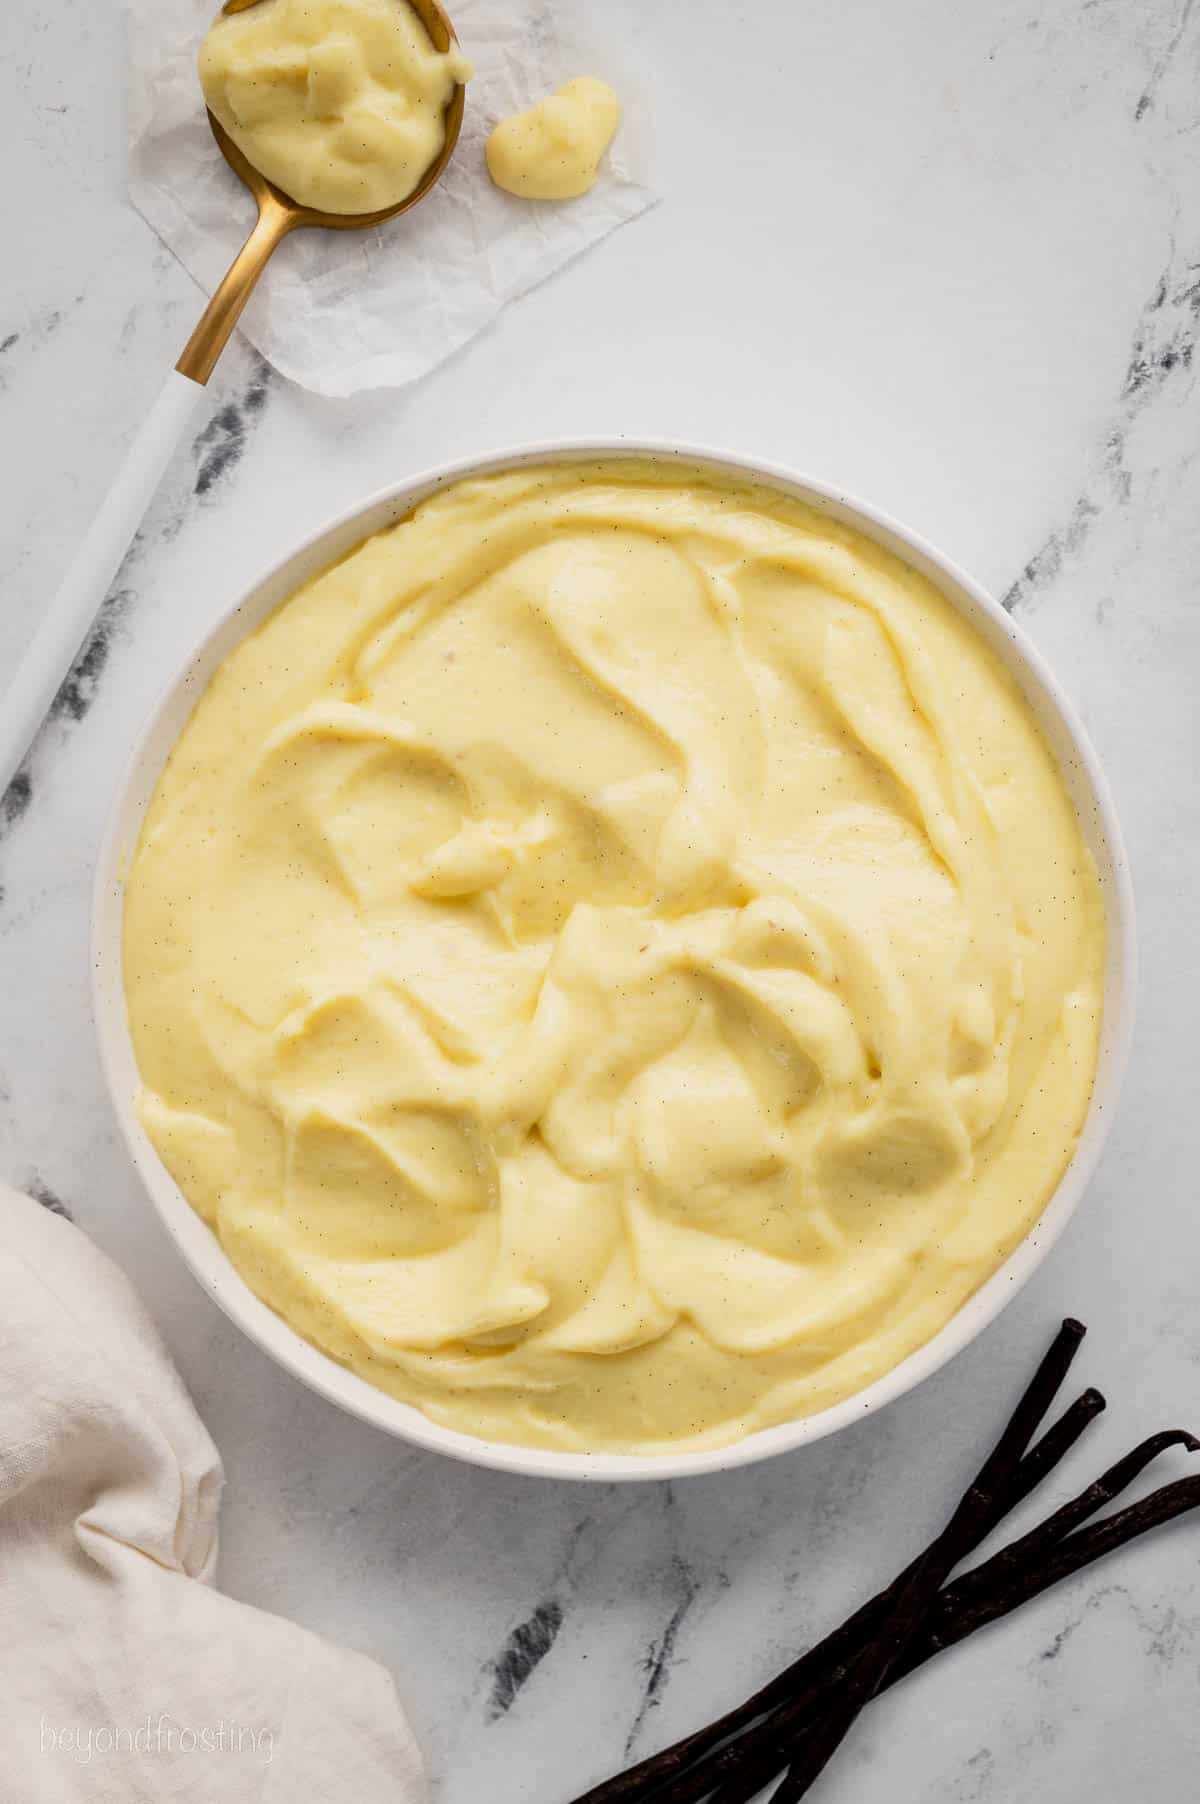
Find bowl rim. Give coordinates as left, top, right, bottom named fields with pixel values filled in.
left=92, top=437, right=1137, bottom=1482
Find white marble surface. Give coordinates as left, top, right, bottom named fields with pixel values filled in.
left=3, top=1, right=1200, bottom=1798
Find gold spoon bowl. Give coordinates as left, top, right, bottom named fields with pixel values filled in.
left=177, top=0, right=466, bottom=384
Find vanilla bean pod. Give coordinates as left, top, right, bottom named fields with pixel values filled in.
left=568, top=1322, right=1090, bottom=1804
left=768, top=1321, right=1093, bottom=1798
left=682, top=1431, right=1200, bottom=1804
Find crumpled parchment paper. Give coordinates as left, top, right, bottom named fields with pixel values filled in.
left=127, top=0, right=658, bottom=397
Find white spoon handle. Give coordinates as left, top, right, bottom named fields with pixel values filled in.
left=0, top=368, right=206, bottom=802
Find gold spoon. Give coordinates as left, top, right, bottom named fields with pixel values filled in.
left=179, top=0, right=466, bottom=381
left=0, top=0, right=466, bottom=798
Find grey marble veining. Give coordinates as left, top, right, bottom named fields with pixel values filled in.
left=3, top=1, right=1200, bottom=1800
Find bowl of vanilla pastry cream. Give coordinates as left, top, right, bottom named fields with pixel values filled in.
left=94, top=447, right=1134, bottom=1479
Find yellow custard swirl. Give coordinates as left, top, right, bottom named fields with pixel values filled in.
left=486, top=78, right=621, bottom=201
left=124, top=462, right=1105, bottom=1453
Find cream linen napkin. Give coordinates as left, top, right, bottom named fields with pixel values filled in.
left=1, top=1180, right=425, bottom=1802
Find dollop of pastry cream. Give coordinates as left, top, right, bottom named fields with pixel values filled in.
left=486, top=77, right=620, bottom=200
left=124, top=462, right=1105, bottom=1455
left=198, top=0, right=470, bottom=214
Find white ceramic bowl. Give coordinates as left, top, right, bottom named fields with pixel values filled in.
left=93, top=441, right=1136, bottom=1482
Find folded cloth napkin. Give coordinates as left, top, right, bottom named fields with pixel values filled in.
left=1, top=1181, right=425, bottom=1802
left=128, top=0, right=658, bottom=397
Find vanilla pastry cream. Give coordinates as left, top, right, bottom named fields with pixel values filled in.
left=124, top=462, right=1105, bottom=1454
left=486, top=77, right=620, bottom=200
left=198, top=0, right=469, bottom=214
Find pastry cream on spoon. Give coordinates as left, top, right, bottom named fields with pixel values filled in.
left=199, top=0, right=472, bottom=215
